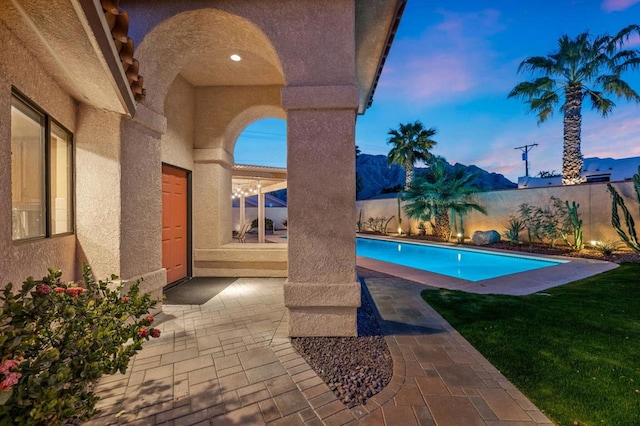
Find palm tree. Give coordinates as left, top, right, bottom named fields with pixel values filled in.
left=387, top=121, right=438, bottom=190
left=508, top=25, right=640, bottom=185
left=402, top=158, right=486, bottom=241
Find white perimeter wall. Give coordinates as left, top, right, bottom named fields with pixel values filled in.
left=233, top=207, right=288, bottom=231
left=356, top=181, right=639, bottom=244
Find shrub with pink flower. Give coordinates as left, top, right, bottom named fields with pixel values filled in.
left=36, top=284, right=51, bottom=295
left=0, top=359, right=22, bottom=396
left=0, top=266, right=159, bottom=424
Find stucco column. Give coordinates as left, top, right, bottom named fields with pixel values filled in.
left=282, top=85, right=360, bottom=337
left=193, top=148, right=233, bottom=273
left=239, top=194, right=246, bottom=229
left=75, top=105, right=122, bottom=279
left=258, top=192, right=265, bottom=243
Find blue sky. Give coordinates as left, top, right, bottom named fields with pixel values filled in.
left=234, top=0, right=640, bottom=182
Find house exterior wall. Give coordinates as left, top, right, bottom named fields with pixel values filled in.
left=162, top=75, right=195, bottom=171
left=356, top=181, right=640, bottom=244
left=0, top=21, right=77, bottom=286
left=75, top=105, right=122, bottom=280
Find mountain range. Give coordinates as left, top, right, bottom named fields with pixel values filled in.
left=356, top=154, right=516, bottom=200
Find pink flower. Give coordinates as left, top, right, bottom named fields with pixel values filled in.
left=65, top=287, right=83, bottom=296
left=138, top=328, right=149, bottom=338
left=151, top=328, right=161, bottom=338
left=0, top=359, right=20, bottom=374
left=54, top=287, right=65, bottom=294
left=37, top=284, right=51, bottom=295
left=121, top=297, right=129, bottom=303
left=145, top=315, right=154, bottom=324
left=0, top=372, right=21, bottom=391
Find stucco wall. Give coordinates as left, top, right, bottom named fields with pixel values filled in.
left=75, top=105, right=122, bottom=280
left=194, top=85, right=282, bottom=151
left=466, top=182, right=639, bottom=243
left=356, top=181, right=640, bottom=244
left=162, top=75, right=194, bottom=170
left=0, top=21, right=77, bottom=286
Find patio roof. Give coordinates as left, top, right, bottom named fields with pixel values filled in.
left=232, top=164, right=287, bottom=194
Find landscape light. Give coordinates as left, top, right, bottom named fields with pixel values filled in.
left=230, top=54, right=241, bottom=61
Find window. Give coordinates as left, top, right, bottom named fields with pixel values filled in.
left=11, top=91, right=73, bottom=240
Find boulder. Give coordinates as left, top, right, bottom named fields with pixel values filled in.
left=472, top=230, right=501, bottom=245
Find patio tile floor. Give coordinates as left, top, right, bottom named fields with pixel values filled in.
left=86, top=272, right=553, bottom=425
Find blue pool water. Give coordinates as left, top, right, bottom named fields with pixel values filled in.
left=356, top=237, right=564, bottom=282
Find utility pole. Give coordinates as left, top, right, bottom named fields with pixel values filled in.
left=514, top=143, right=538, bottom=177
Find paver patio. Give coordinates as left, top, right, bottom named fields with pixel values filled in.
left=86, top=271, right=553, bottom=425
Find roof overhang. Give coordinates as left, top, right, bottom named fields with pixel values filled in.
left=4, top=0, right=136, bottom=115
left=355, top=0, right=406, bottom=114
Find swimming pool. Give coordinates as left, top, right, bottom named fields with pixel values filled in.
left=356, top=237, right=565, bottom=282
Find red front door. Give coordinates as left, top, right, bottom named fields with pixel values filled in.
left=162, top=165, right=188, bottom=284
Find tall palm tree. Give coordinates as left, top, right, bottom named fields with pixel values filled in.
left=508, top=25, right=640, bottom=185
left=387, top=121, right=438, bottom=190
left=402, top=158, right=486, bottom=241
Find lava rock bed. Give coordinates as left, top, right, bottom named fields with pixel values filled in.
left=291, top=283, right=393, bottom=408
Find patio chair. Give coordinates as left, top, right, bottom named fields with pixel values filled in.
left=233, top=223, right=251, bottom=243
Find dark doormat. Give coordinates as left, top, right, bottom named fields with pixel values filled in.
left=164, top=277, right=237, bottom=305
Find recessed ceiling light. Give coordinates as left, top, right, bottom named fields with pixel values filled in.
left=230, top=54, right=241, bottom=62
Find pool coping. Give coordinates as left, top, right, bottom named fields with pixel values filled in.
left=356, top=234, right=619, bottom=295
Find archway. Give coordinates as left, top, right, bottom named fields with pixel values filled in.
left=233, top=118, right=287, bottom=242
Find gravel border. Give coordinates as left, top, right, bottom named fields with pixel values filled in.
left=291, top=282, right=392, bottom=408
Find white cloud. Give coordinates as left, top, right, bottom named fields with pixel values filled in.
left=601, top=0, right=640, bottom=12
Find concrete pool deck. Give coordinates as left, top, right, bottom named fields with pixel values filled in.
left=85, top=271, right=560, bottom=425
left=357, top=235, right=618, bottom=295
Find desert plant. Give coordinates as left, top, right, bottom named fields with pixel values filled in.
left=504, top=216, right=525, bottom=244
left=417, top=222, right=426, bottom=236
left=591, top=240, right=623, bottom=256
left=518, top=203, right=539, bottom=245
left=251, top=217, right=274, bottom=232
left=356, top=210, right=363, bottom=232
left=518, top=197, right=580, bottom=248
left=402, top=158, right=486, bottom=241
left=562, top=200, right=584, bottom=251
left=397, top=195, right=402, bottom=232
left=607, top=167, right=640, bottom=253
left=0, top=266, right=160, bottom=424
left=366, top=216, right=395, bottom=234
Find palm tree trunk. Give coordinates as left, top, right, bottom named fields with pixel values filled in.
left=434, top=212, right=450, bottom=241
left=405, top=164, right=414, bottom=190
left=562, top=84, right=584, bottom=185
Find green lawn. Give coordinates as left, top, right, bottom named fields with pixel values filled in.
left=421, top=263, right=640, bottom=426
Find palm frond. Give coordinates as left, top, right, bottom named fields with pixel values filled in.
left=586, top=90, right=616, bottom=117
left=517, top=56, right=557, bottom=74
left=615, top=56, right=640, bottom=74
left=595, top=75, right=640, bottom=102
left=611, top=24, right=640, bottom=48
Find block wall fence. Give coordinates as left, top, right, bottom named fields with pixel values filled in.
left=356, top=181, right=639, bottom=245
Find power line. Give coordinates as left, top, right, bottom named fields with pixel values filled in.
left=514, top=143, right=538, bottom=177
